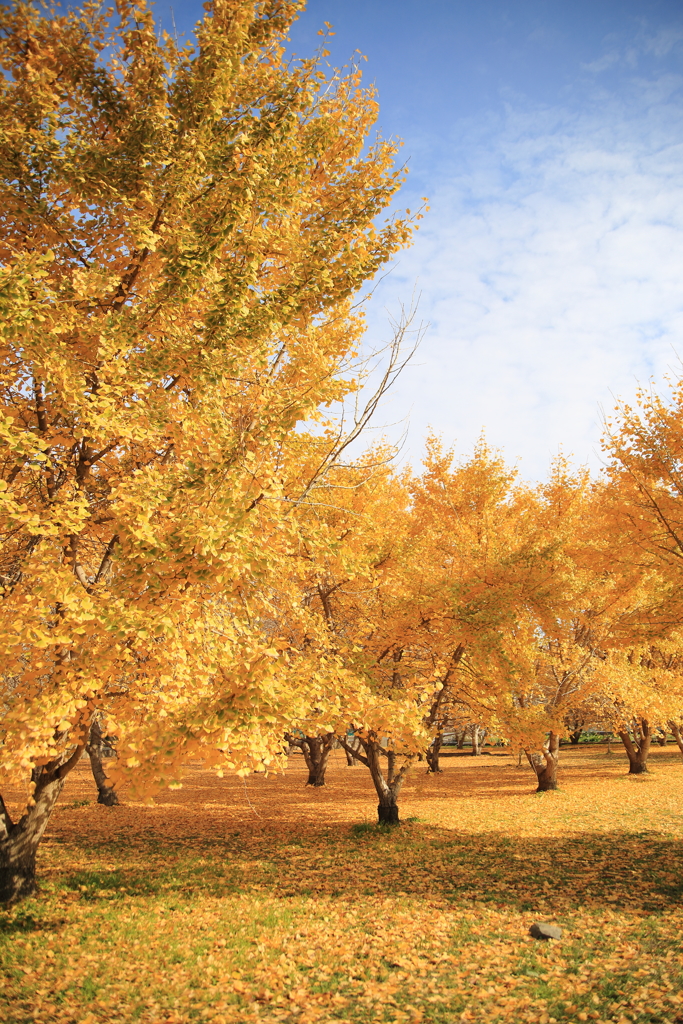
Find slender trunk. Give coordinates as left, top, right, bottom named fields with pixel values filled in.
left=470, top=724, right=485, bottom=755
left=0, top=744, right=85, bottom=903
left=87, top=720, right=119, bottom=806
left=525, top=731, right=560, bottom=792
left=618, top=719, right=652, bottom=774
left=344, top=736, right=361, bottom=766
left=426, top=732, right=443, bottom=773
left=668, top=721, right=683, bottom=762
left=456, top=729, right=465, bottom=750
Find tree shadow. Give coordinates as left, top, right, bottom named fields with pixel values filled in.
left=53, top=820, right=683, bottom=916
left=0, top=908, right=66, bottom=935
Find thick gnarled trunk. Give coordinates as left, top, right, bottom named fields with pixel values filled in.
left=87, top=720, right=119, bottom=806
left=287, top=733, right=336, bottom=787
left=340, top=734, right=413, bottom=824
left=619, top=719, right=652, bottom=774
left=0, top=745, right=84, bottom=903
left=526, top=731, right=560, bottom=792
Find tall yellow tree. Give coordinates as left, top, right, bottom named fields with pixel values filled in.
left=457, top=459, right=672, bottom=790
left=597, top=378, right=683, bottom=770
left=603, top=376, right=683, bottom=634
left=0, top=0, right=416, bottom=900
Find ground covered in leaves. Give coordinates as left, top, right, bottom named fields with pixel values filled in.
left=2, top=745, right=683, bottom=1024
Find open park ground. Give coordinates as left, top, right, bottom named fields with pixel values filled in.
left=1, top=746, right=683, bottom=1024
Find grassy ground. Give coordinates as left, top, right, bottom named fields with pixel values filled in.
left=2, top=744, right=683, bottom=1024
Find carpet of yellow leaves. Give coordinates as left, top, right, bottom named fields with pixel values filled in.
left=2, top=745, right=683, bottom=1024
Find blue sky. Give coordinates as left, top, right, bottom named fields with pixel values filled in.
left=160, top=1, right=683, bottom=479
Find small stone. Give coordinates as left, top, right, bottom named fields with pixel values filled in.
left=529, top=922, right=563, bottom=940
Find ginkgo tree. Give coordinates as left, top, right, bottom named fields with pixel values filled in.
left=288, top=436, right=555, bottom=818
left=0, top=0, right=418, bottom=901
left=462, top=459, right=678, bottom=791
left=282, top=432, right=683, bottom=813
left=274, top=449, right=429, bottom=814
left=595, top=385, right=683, bottom=772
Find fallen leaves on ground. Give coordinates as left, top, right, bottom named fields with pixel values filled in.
left=2, top=745, right=683, bottom=1024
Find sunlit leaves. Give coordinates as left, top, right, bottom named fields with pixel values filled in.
left=0, top=0, right=415, bottom=799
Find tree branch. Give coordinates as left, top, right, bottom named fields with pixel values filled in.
left=337, top=735, right=370, bottom=769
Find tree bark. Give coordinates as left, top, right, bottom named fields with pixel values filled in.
left=569, top=728, right=582, bottom=745
left=470, top=724, right=486, bottom=755
left=618, top=719, right=652, bottom=774
left=0, top=744, right=84, bottom=903
left=87, top=720, right=119, bottom=806
left=668, top=721, right=683, bottom=762
left=426, top=732, right=442, bottom=773
left=343, top=735, right=361, bottom=766
left=525, top=731, right=560, bottom=792
left=339, top=734, right=413, bottom=824
left=287, top=733, right=335, bottom=787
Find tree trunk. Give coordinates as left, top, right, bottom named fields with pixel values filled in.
left=426, top=732, right=442, bottom=773
left=668, top=721, right=683, bottom=762
left=87, top=720, right=119, bottom=806
left=339, top=734, right=413, bottom=824
left=371, top=748, right=403, bottom=824
left=525, top=731, right=560, bottom=792
left=569, top=728, right=582, bottom=745
left=470, top=724, right=486, bottom=755
left=619, top=719, right=652, bottom=774
left=0, top=744, right=84, bottom=903
left=287, top=733, right=335, bottom=787
left=656, top=728, right=667, bottom=747
left=343, top=735, right=361, bottom=766
left=455, top=729, right=466, bottom=749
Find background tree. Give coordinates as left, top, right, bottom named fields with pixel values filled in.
left=85, top=718, right=119, bottom=806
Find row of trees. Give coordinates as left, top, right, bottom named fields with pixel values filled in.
left=1, top=0, right=683, bottom=901
left=269, top=432, right=683, bottom=811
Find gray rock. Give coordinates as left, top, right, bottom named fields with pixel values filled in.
left=529, top=922, right=563, bottom=940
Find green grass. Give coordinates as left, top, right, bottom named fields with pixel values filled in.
left=2, top=749, right=683, bottom=1023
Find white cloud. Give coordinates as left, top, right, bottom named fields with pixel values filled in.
left=643, top=27, right=683, bottom=59
left=363, top=70, right=683, bottom=482
left=581, top=51, right=621, bottom=75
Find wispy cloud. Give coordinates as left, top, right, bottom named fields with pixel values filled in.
left=367, top=59, right=683, bottom=481
left=642, top=26, right=683, bottom=59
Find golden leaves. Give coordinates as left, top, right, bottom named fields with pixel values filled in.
left=0, top=0, right=417, bottom=796
left=3, top=748, right=683, bottom=1022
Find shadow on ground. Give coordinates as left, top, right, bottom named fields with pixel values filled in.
left=42, top=821, right=683, bottom=917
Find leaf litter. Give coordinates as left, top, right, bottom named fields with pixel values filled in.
left=2, top=745, right=683, bottom=1024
